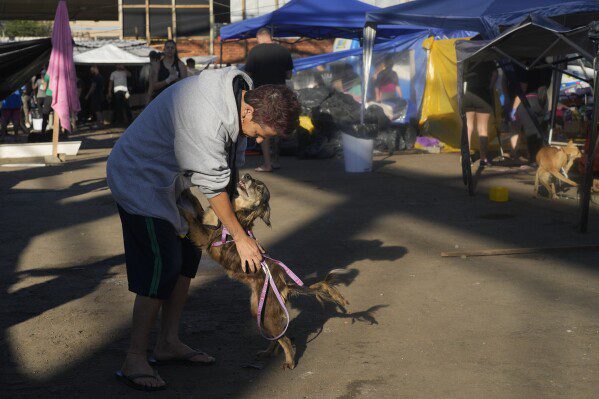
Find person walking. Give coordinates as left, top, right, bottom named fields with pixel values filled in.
left=462, top=61, right=497, bottom=166
left=244, top=28, right=293, bottom=172
left=85, top=65, right=105, bottom=129
left=149, top=40, right=187, bottom=101
left=107, top=68, right=300, bottom=391
left=40, top=71, right=53, bottom=134
left=108, top=64, right=133, bottom=126
left=1, top=88, right=23, bottom=139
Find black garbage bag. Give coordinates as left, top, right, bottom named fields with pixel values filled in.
left=374, top=128, right=398, bottom=155
left=317, top=91, right=361, bottom=128
left=344, top=123, right=378, bottom=140
left=297, top=87, right=332, bottom=115
left=403, top=125, right=418, bottom=150
left=364, top=104, right=391, bottom=129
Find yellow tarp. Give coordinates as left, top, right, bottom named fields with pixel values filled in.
left=419, top=37, right=500, bottom=152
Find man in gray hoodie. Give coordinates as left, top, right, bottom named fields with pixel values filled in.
left=107, top=68, right=300, bottom=391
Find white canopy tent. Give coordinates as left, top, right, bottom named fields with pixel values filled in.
left=73, top=44, right=149, bottom=65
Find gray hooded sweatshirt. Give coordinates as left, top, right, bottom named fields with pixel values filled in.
left=106, top=68, right=253, bottom=235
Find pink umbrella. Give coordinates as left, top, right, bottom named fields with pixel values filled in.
left=48, top=0, right=80, bottom=134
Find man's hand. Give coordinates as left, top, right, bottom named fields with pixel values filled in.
left=234, top=234, right=264, bottom=273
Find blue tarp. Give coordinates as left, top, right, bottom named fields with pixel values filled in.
left=221, top=0, right=378, bottom=40
left=293, top=29, right=473, bottom=121
left=366, top=0, right=599, bottom=38
left=220, top=0, right=427, bottom=40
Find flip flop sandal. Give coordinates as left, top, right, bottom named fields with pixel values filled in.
left=254, top=166, right=273, bottom=172
left=149, top=351, right=216, bottom=366
left=115, top=369, right=167, bottom=391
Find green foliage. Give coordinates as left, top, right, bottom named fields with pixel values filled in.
left=1, top=20, right=52, bottom=37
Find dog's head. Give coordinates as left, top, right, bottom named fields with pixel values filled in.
left=202, top=173, right=271, bottom=229
left=564, top=140, right=582, bottom=160
left=234, top=173, right=271, bottom=227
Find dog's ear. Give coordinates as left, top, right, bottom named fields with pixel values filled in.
left=260, top=204, right=271, bottom=227
left=202, top=208, right=220, bottom=229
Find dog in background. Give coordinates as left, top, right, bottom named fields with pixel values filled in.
left=179, top=174, right=348, bottom=370
left=534, top=140, right=582, bottom=199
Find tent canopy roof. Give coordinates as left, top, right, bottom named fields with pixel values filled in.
left=366, top=0, right=599, bottom=37
left=456, top=16, right=596, bottom=68
left=0, top=0, right=118, bottom=21
left=221, top=0, right=383, bottom=40
left=73, top=44, right=149, bottom=65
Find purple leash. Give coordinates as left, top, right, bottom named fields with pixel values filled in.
left=212, top=228, right=304, bottom=340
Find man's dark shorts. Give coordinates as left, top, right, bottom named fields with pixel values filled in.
left=117, top=205, right=201, bottom=300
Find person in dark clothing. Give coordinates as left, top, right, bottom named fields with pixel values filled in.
left=245, top=28, right=293, bottom=172
left=150, top=40, right=187, bottom=101
left=463, top=61, right=497, bottom=165
left=509, top=64, right=552, bottom=161
left=85, top=65, right=105, bottom=129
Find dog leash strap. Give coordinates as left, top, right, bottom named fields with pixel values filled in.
left=257, top=261, right=290, bottom=341
left=262, top=255, right=304, bottom=287
left=211, top=227, right=254, bottom=247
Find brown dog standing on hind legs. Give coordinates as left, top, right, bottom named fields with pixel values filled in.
left=179, top=174, right=348, bottom=370
left=534, top=140, right=582, bottom=199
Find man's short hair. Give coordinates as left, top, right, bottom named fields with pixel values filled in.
left=186, top=58, right=195, bottom=67
left=244, top=85, right=300, bottom=136
left=256, top=28, right=272, bottom=39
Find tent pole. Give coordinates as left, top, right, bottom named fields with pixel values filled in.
left=579, top=51, right=599, bottom=233
left=51, top=114, right=59, bottom=158
left=548, top=59, right=563, bottom=145
left=459, top=64, right=474, bottom=196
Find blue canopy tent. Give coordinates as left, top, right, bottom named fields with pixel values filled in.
left=292, top=29, right=473, bottom=123
left=220, top=0, right=427, bottom=41
left=365, top=0, right=599, bottom=39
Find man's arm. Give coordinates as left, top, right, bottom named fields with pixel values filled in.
left=208, top=192, right=263, bottom=273
left=85, top=82, right=96, bottom=100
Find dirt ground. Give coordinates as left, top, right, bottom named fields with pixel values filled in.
left=1, top=128, right=598, bottom=398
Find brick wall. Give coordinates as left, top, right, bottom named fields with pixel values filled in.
left=159, top=38, right=334, bottom=64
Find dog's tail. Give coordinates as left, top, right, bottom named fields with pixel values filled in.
left=549, top=170, right=578, bottom=187
left=289, top=269, right=349, bottom=310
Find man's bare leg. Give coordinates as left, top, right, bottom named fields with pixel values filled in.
left=256, top=139, right=273, bottom=172
left=121, top=295, right=165, bottom=388
left=153, top=276, right=214, bottom=362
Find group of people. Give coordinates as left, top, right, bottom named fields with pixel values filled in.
left=463, top=61, right=552, bottom=165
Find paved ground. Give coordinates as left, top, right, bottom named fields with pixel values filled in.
left=1, top=128, right=598, bottom=398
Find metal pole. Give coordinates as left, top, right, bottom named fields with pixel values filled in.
left=171, top=0, right=176, bottom=40
left=579, top=51, right=599, bottom=233
left=209, top=0, right=215, bottom=55
left=145, top=0, right=150, bottom=44
left=548, top=60, right=563, bottom=145
left=460, top=64, right=474, bottom=195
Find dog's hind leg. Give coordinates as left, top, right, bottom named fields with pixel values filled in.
left=256, top=341, right=280, bottom=358
left=277, top=336, right=295, bottom=370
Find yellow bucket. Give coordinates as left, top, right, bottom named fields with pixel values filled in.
left=299, top=115, right=314, bottom=133
left=489, top=186, right=509, bottom=202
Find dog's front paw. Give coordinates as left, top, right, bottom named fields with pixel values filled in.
left=281, top=360, right=296, bottom=370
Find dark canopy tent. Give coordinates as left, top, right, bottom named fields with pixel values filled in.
left=365, top=0, right=599, bottom=38
left=0, top=0, right=117, bottom=21
left=220, top=0, right=426, bottom=40
left=455, top=16, right=599, bottom=232
left=0, top=38, right=52, bottom=101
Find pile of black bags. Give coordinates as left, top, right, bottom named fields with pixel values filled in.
left=292, top=87, right=416, bottom=158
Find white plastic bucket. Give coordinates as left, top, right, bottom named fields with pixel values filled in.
left=32, top=118, right=43, bottom=131
left=342, top=133, right=373, bottom=173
